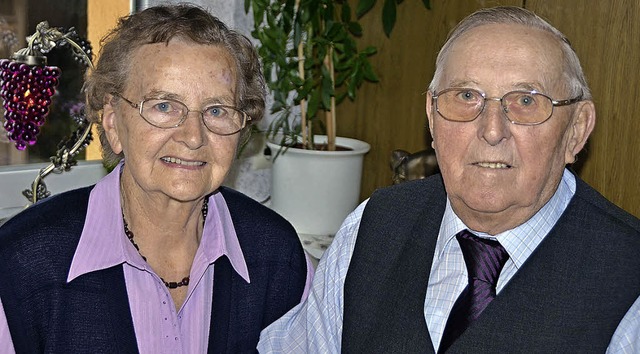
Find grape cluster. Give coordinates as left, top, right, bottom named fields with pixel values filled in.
left=0, top=59, right=60, bottom=150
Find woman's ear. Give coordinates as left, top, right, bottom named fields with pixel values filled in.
left=102, top=94, right=123, bottom=154
left=565, top=100, right=596, bottom=164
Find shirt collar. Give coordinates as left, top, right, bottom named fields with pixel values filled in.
left=67, top=161, right=250, bottom=284
left=435, top=168, right=576, bottom=268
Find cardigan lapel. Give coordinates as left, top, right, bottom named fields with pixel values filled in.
left=207, top=255, right=232, bottom=353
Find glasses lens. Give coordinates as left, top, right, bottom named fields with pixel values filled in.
left=141, top=99, right=186, bottom=128
left=202, top=105, right=245, bottom=135
left=436, top=89, right=484, bottom=121
left=502, top=91, right=553, bottom=124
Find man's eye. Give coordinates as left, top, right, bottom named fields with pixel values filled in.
left=458, top=90, right=479, bottom=101
left=518, top=95, right=535, bottom=106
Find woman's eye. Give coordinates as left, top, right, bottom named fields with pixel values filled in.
left=154, top=101, right=173, bottom=113
left=206, top=106, right=226, bottom=118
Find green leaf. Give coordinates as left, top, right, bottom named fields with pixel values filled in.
left=335, top=91, right=348, bottom=105
left=271, top=100, right=284, bottom=113
left=347, top=78, right=357, bottom=100
left=362, top=59, right=379, bottom=82
left=321, top=65, right=334, bottom=109
left=307, top=89, right=320, bottom=119
left=361, top=45, right=377, bottom=56
left=356, top=0, right=376, bottom=18
left=335, top=71, right=348, bottom=86
left=382, top=0, right=397, bottom=37
left=341, top=2, right=352, bottom=23
left=259, top=37, right=276, bottom=54
left=326, top=22, right=343, bottom=40
left=348, top=22, right=363, bottom=37
left=293, top=19, right=302, bottom=48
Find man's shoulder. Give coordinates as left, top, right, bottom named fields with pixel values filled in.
left=360, top=174, right=446, bottom=237
left=370, top=173, right=445, bottom=204
left=573, top=177, right=640, bottom=234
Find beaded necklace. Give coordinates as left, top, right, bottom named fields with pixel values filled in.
left=122, top=198, right=208, bottom=289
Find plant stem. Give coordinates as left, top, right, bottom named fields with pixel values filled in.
left=298, top=40, right=308, bottom=148
left=324, top=46, right=336, bottom=151
left=295, top=0, right=309, bottom=148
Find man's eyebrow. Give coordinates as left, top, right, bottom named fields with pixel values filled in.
left=510, top=82, right=545, bottom=92
left=442, top=80, right=549, bottom=94
left=446, top=80, right=480, bottom=88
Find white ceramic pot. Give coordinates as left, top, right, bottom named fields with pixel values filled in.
left=267, top=135, right=370, bottom=237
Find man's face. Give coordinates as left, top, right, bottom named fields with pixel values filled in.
left=426, top=23, right=594, bottom=234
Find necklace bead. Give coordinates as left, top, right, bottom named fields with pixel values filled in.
left=122, top=198, right=209, bottom=289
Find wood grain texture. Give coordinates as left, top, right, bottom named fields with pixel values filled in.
left=526, top=0, right=640, bottom=217
left=85, top=0, right=130, bottom=161
left=338, top=0, right=639, bottom=217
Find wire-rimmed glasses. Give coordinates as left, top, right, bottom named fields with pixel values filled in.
left=112, top=93, right=250, bottom=135
left=431, top=88, right=582, bottom=125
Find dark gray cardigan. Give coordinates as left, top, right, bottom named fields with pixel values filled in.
left=0, top=186, right=307, bottom=353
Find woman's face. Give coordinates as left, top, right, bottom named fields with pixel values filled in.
left=103, top=39, right=241, bottom=203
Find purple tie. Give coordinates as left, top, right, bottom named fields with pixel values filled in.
left=438, top=230, right=510, bottom=353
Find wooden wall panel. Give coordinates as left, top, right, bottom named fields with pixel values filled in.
left=338, top=0, right=640, bottom=218
left=526, top=0, right=640, bottom=217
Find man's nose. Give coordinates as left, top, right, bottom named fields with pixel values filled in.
left=477, top=98, right=511, bottom=145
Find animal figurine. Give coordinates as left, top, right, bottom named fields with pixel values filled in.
left=390, top=148, right=439, bottom=184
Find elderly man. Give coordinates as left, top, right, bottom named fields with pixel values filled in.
left=257, top=6, right=640, bottom=353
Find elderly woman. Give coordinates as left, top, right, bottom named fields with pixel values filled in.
left=0, top=4, right=311, bottom=353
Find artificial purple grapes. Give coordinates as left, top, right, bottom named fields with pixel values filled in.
left=0, top=59, right=60, bottom=150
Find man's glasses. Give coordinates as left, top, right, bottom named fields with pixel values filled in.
left=112, top=93, right=250, bottom=135
left=431, top=88, right=582, bottom=125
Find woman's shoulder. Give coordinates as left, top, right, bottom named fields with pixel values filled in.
left=218, top=186, right=296, bottom=231
left=218, top=186, right=303, bottom=256
left=0, top=186, right=92, bottom=248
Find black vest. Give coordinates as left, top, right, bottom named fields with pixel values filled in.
left=0, top=186, right=307, bottom=353
left=343, top=174, right=640, bottom=353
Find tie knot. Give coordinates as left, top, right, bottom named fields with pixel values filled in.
left=456, top=230, right=509, bottom=285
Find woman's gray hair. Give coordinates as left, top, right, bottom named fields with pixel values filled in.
left=428, top=6, right=591, bottom=101
left=83, top=3, right=266, bottom=167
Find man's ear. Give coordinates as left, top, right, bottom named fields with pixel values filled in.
left=102, top=95, right=123, bottom=155
left=565, top=100, right=596, bottom=164
left=425, top=91, right=436, bottom=149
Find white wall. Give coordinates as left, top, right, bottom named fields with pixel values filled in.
left=134, top=0, right=252, bottom=36
left=0, top=160, right=107, bottom=223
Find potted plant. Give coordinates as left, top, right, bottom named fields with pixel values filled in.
left=244, top=0, right=429, bottom=241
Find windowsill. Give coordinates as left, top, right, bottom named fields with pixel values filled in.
left=0, top=160, right=107, bottom=223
